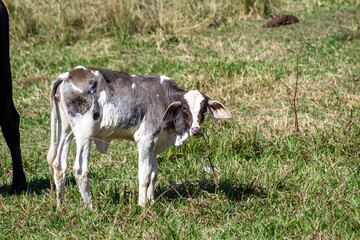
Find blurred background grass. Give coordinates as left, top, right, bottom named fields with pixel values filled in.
left=7, top=0, right=272, bottom=44
left=7, top=0, right=358, bottom=45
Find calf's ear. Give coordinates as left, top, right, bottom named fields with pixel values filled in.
left=207, top=99, right=232, bottom=119
left=162, top=101, right=182, bottom=121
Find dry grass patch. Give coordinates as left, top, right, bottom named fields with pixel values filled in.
left=6, top=0, right=271, bottom=44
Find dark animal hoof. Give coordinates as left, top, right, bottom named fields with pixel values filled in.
left=10, top=181, right=28, bottom=194
left=263, top=14, right=299, bottom=28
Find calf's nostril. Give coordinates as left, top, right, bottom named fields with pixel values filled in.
left=191, top=127, right=200, bottom=133
left=93, top=112, right=100, bottom=121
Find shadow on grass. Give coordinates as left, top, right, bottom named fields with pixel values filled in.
left=156, top=178, right=268, bottom=202
left=0, top=183, right=13, bottom=195
left=0, top=176, right=77, bottom=196
left=1, top=177, right=267, bottom=204
left=106, top=178, right=268, bottom=205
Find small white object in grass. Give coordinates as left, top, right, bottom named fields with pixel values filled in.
left=201, top=166, right=218, bottom=174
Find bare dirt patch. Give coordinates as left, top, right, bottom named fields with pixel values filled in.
left=340, top=33, right=360, bottom=40
left=263, top=14, right=299, bottom=28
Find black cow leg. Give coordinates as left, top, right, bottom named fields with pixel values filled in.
left=0, top=104, right=27, bottom=194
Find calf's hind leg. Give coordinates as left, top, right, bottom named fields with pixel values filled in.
left=52, top=125, right=73, bottom=207
left=51, top=104, right=73, bottom=206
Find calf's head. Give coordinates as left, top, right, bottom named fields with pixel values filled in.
left=162, top=90, right=231, bottom=135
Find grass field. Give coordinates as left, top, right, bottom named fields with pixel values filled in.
left=1, top=0, right=360, bottom=238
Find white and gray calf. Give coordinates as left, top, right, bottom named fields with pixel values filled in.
left=47, top=66, right=231, bottom=208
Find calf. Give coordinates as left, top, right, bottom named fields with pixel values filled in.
left=47, top=66, right=231, bottom=207
left=0, top=0, right=27, bottom=193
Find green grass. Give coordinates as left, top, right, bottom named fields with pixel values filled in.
left=1, top=0, right=360, bottom=239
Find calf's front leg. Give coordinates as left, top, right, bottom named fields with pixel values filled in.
left=73, top=137, right=93, bottom=209
left=137, top=137, right=158, bottom=206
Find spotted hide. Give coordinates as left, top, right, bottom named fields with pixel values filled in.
left=47, top=66, right=231, bottom=208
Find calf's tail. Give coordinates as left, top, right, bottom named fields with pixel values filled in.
left=47, top=78, right=63, bottom=191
